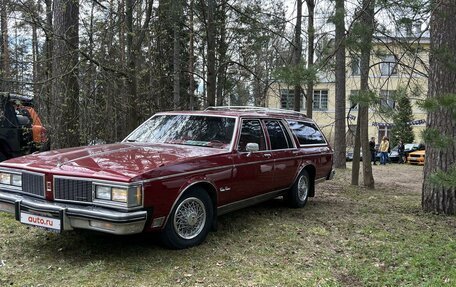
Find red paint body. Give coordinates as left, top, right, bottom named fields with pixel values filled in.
left=0, top=110, right=333, bottom=233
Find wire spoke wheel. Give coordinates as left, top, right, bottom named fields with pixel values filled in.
left=297, top=174, right=309, bottom=202
left=173, top=197, right=207, bottom=240
left=287, top=170, right=311, bottom=208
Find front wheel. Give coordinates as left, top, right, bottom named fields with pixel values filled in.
left=286, top=170, right=311, bottom=208
left=160, top=187, right=213, bottom=249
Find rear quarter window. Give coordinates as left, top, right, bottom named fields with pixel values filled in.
left=287, top=120, right=326, bottom=145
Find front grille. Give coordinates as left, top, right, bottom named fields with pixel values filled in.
left=22, top=172, right=45, bottom=197
left=54, top=178, right=92, bottom=202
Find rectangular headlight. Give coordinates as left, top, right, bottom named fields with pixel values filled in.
left=11, top=174, right=22, bottom=187
left=112, top=187, right=128, bottom=203
left=0, top=172, right=22, bottom=187
left=0, top=173, right=11, bottom=185
left=93, top=184, right=142, bottom=208
left=95, top=185, right=111, bottom=200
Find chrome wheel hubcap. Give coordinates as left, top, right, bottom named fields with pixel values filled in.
left=174, top=197, right=206, bottom=240
left=297, top=175, right=308, bottom=201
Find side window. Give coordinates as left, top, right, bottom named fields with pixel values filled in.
left=238, top=120, right=266, bottom=152
left=287, top=120, right=326, bottom=145
left=265, top=120, right=291, bottom=150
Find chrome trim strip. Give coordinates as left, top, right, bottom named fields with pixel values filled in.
left=0, top=167, right=23, bottom=174
left=0, top=190, right=147, bottom=234
left=217, top=188, right=287, bottom=216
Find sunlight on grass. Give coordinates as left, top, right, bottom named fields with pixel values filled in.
left=1, top=164, right=455, bottom=286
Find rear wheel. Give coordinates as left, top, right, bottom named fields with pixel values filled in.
left=287, top=170, right=310, bottom=208
left=160, top=187, right=213, bottom=249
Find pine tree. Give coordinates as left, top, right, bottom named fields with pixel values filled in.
left=391, top=91, right=414, bottom=147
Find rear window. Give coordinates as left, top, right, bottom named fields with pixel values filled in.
left=287, top=120, right=326, bottom=145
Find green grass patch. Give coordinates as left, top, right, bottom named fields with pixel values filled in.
left=0, top=165, right=455, bottom=286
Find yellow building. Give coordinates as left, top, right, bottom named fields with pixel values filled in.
left=267, top=36, right=429, bottom=147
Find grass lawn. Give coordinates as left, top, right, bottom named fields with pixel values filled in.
left=0, top=164, right=455, bottom=286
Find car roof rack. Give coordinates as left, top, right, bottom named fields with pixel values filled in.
left=205, top=106, right=308, bottom=118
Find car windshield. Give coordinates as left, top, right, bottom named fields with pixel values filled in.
left=124, top=114, right=236, bottom=149
left=404, top=144, right=417, bottom=150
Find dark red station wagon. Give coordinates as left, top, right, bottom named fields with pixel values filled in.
left=0, top=107, right=334, bottom=249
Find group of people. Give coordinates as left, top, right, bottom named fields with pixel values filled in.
left=369, top=136, right=406, bottom=165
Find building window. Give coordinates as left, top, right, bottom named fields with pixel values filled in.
left=313, top=90, right=328, bottom=111
left=351, top=56, right=360, bottom=76
left=280, top=89, right=303, bottom=110
left=380, top=55, right=398, bottom=76
left=380, top=90, right=396, bottom=110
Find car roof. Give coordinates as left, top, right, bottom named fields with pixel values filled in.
left=156, top=106, right=312, bottom=121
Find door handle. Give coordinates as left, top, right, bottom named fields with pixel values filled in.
left=264, top=153, right=272, bottom=158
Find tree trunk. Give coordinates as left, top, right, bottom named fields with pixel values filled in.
left=32, top=18, right=38, bottom=97
left=351, top=116, right=361, bottom=185
left=292, top=0, right=303, bottom=112
left=188, top=0, right=195, bottom=110
left=333, top=0, right=346, bottom=168
left=36, top=0, right=53, bottom=126
left=359, top=0, right=375, bottom=189
left=125, top=0, right=138, bottom=133
left=422, top=0, right=456, bottom=215
left=0, top=0, right=10, bottom=91
left=172, top=0, right=181, bottom=110
left=51, top=0, right=80, bottom=149
left=351, top=0, right=375, bottom=188
left=125, top=0, right=153, bottom=132
left=305, top=0, right=315, bottom=118
left=206, top=0, right=216, bottom=107
left=216, top=1, right=228, bottom=107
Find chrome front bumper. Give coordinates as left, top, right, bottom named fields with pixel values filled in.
left=0, top=190, right=148, bottom=235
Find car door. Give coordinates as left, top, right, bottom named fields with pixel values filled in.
left=225, top=119, right=274, bottom=204
left=263, top=119, right=301, bottom=191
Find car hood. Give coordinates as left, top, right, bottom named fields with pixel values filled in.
left=0, top=143, right=229, bottom=181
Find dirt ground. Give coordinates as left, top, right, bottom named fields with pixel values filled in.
left=344, top=162, right=424, bottom=192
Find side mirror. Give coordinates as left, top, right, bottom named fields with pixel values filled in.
left=246, top=143, right=259, bottom=153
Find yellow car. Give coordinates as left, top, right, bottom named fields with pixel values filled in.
left=407, top=150, right=425, bottom=165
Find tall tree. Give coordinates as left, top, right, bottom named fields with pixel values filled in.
left=0, top=0, right=10, bottom=91
left=188, top=0, right=196, bottom=109
left=216, top=0, right=228, bottom=106
left=351, top=0, right=375, bottom=188
left=292, top=0, right=303, bottom=112
left=390, top=90, right=414, bottom=147
left=422, top=0, right=456, bottom=215
left=205, top=0, right=216, bottom=107
left=51, top=0, right=80, bottom=148
left=125, top=0, right=153, bottom=133
left=305, top=0, right=315, bottom=118
left=333, top=0, right=347, bottom=168
left=172, top=0, right=182, bottom=109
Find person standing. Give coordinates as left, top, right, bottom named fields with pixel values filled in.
left=379, top=136, right=390, bottom=165
left=369, top=137, right=377, bottom=165
left=397, top=139, right=405, bottom=164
